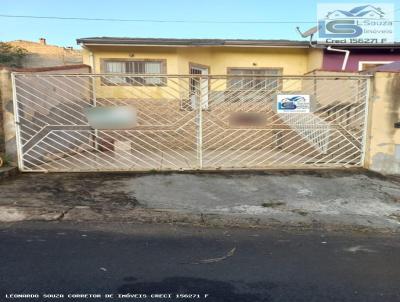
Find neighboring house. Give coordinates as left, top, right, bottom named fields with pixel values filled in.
left=8, top=38, right=82, bottom=68
left=365, top=61, right=400, bottom=72
left=322, top=44, right=400, bottom=72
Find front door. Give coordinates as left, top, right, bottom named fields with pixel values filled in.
left=190, top=65, right=209, bottom=110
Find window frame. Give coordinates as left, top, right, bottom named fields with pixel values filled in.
left=226, top=67, right=283, bottom=91
left=100, top=58, right=167, bottom=86
left=358, top=61, right=393, bottom=71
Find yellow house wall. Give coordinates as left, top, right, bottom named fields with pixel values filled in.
left=83, top=46, right=314, bottom=99
left=176, top=48, right=213, bottom=74
left=306, top=48, right=324, bottom=72
left=85, top=46, right=178, bottom=99
left=210, top=47, right=308, bottom=74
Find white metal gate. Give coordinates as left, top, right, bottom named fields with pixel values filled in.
left=12, top=73, right=371, bottom=172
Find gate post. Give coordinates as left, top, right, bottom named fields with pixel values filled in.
left=360, top=76, right=372, bottom=167
left=196, top=89, right=203, bottom=169
left=0, top=68, right=18, bottom=166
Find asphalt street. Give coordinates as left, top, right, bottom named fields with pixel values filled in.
left=0, top=222, right=399, bottom=302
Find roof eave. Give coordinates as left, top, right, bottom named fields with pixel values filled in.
left=77, top=42, right=309, bottom=48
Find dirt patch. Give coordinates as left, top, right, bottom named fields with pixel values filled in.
left=0, top=173, right=139, bottom=209
left=261, top=201, right=286, bottom=208
left=291, top=209, right=309, bottom=216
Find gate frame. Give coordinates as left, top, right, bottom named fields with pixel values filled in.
left=11, top=72, right=373, bottom=172
left=11, top=73, right=24, bottom=170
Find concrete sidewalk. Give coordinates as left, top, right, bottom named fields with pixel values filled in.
left=1, top=170, right=400, bottom=232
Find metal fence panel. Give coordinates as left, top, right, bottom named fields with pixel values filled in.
left=12, top=73, right=370, bottom=172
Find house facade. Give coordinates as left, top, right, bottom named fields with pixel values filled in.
left=77, top=37, right=324, bottom=102
left=77, top=37, right=400, bottom=74
left=77, top=37, right=322, bottom=76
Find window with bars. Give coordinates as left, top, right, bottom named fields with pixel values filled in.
left=103, top=60, right=166, bottom=86
left=227, top=68, right=282, bottom=91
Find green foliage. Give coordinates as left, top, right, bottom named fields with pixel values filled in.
left=1, top=153, right=13, bottom=166
left=0, top=42, right=28, bottom=67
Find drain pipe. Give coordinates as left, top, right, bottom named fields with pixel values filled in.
left=327, top=46, right=350, bottom=71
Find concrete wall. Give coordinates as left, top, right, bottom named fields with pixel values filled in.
left=305, top=70, right=367, bottom=106
left=8, top=39, right=82, bottom=68
left=366, top=72, right=400, bottom=174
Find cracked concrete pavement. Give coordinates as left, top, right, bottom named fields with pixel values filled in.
left=1, top=170, right=400, bottom=232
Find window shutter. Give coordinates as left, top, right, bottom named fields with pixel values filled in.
left=228, top=68, right=281, bottom=91
left=104, top=61, right=127, bottom=84
left=103, top=60, right=165, bottom=86
left=145, top=62, right=162, bottom=85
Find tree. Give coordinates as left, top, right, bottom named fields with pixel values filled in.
left=0, top=42, right=28, bottom=67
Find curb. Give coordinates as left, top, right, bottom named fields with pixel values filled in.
left=1, top=205, right=399, bottom=235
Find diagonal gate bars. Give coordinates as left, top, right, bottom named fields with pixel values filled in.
left=12, top=73, right=371, bottom=172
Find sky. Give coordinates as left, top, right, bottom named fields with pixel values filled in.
left=1, top=0, right=400, bottom=47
